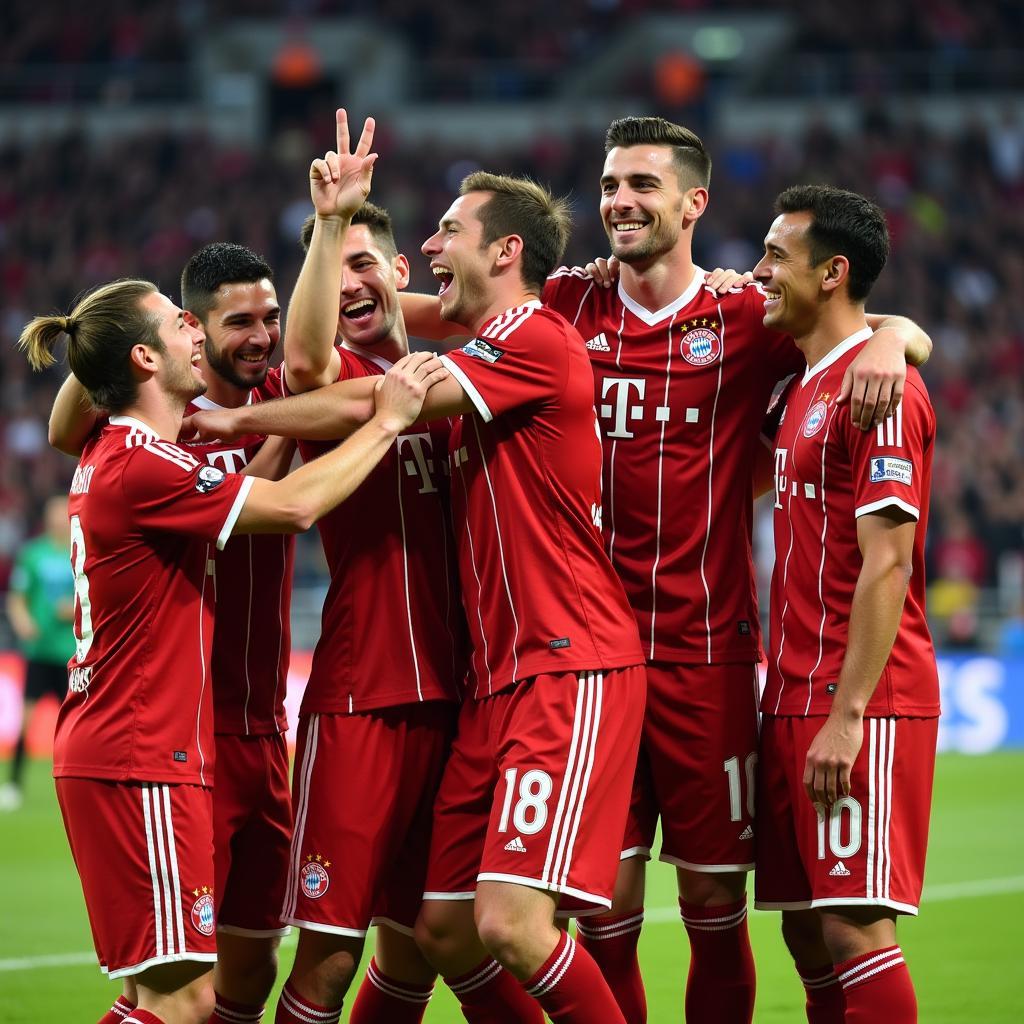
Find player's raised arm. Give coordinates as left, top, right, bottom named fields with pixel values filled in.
left=48, top=372, right=100, bottom=456
left=398, top=291, right=472, bottom=342
left=285, top=109, right=378, bottom=394
left=838, top=314, right=932, bottom=430
left=234, top=352, right=446, bottom=534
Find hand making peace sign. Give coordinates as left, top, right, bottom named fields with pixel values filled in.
left=310, top=108, right=378, bottom=221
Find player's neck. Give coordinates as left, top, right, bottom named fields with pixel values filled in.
left=345, top=326, right=409, bottom=368
left=796, top=307, right=871, bottom=371
left=619, top=246, right=698, bottom=313
left=201, top=370, right=249, bottom=410
left=123, top=389, right=188, bottom=442
left=466, top=288, right=539, bottom=334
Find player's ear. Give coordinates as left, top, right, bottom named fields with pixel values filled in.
left=393, top=253, right=411, bottom=291
left=494, top=234, right=524, bottom=271
left=821, top=255, right=849, bottom=294
left=130, top=342, right=160, bottom=377
left=683, top=187, right=709, bottom=225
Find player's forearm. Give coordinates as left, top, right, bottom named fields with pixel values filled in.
left=865, top=314, right=932, bottom=368
left=831, top=547, right=912, bottom=720
left=6, top=592, right=38, bottom=642
left=237, top=413, right=401, bottom=534
left=284, top=216, right=347, bottom=391
left=242, top=435, right=296, bottom=481
left=400, top=292, right=471, bottom=342
left=49, top=373, right=99, bottom=456
left=234, top=378, right=376, bottom=440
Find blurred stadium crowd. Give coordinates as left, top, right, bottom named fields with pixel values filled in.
left=1, top=1, right=1022, bottom=650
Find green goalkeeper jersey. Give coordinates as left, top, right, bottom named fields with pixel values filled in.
left=10, top=535, right=76, bottom=665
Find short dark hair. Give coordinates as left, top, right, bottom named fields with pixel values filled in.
left=605, top=116, right=712, bottom=190
left=459, top=172, right=571, bottom=293
left=180, top=243, right=273, bottom=322
left=299, top=202, right=399, bottom=259
left=774, top=185, right=890, bottom=301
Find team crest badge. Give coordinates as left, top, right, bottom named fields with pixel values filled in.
left=195, top=465, right=226, bottom=493
left=803, top=401, right=828, bottom=437
left=679, top=319, right=722, bottom=366
left=300, top=854, right=331, bottom=899
left=190, top=888, right=215, bottom=935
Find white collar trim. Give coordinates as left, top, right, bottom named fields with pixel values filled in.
left=802, top=326, right=874, bottom=386
left=188, top=390, right=253, bottom=412
left=617, top=266, right=706, bottom=326
left=341, top=342, right=395, bottom=373
left=109, top=414, right=157, bottom=438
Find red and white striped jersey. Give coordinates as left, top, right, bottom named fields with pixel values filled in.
left=440, top=301, right=643, bottom=699
left=57, top=417, right=253, bottom=786
left=543, top=269, right=803, bottom=664
left=183, top=367, right=293, bottom=737
left=763, top=329, right=939, bottom=718
left=294, top=345, right=466, bottom=714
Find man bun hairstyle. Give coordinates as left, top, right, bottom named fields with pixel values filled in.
left=180, top=242, right=273, bottom=322
left=774, top=184, right=890, bottom=301
left=299, top=202, right=399, bottom=259
left=605, top=116, right=712, bottom=190
left=459, top=172, right=571, bottom=293
left=19, top=278, right=162, bottom=413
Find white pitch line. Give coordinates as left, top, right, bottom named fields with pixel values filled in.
left=4, top=875, right=1024, bottom=972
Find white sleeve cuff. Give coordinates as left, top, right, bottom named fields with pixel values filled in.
left=855, top=495, right=920, bottom=521
left=217, top=476, right=255, bottom=549
left=439, top=354, right=493, bottom=423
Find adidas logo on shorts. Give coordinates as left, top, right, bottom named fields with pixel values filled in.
left=504, top=836, right=527, bottom=853
left=738, top=825, right=754, bottom=840
left=586, top=333, right=612, bottom=352
left=829, top=861, right=851, bottom=877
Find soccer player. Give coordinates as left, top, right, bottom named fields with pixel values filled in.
left=48, top=244, right=297, bottom=1024
left=185, top=162, right=647, bottom=1024
left=269, top=112, right=464, bottom=1024
left=1, top=495, right=75, bottom=812
left=20, top=278, right=444, bottom=1024
left=399, top=115, right=932, bottom=1023
left=754, top=185, right=938, bottom=1023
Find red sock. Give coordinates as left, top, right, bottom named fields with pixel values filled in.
left=576, top=909, right=647, bottom=1023
left=209, top=992, right=265, bottom=1023
left=679, top=896, right=756, bottom=1024
left=98, top=996, right=136, bottom=1024
left=835, top=946, right=916, bottom=1023
left=796, top=963, right=845, bottom=1023
left=447, top=956, right=545, bottom=1023
left=275, top=981, right=342, bottom=1024
left=348, top=957, right=433, bottom=1023
left=522, top=930, right=626, bottom=1024
left=122, top=1012, right=166, bottom=1024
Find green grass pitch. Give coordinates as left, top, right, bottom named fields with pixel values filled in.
left=1, top=752, right=1021, bottom=1022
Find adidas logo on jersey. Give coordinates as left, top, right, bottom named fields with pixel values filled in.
left=585, top=333, right=611, bottom=352
left=738, top=825, right=754, bottom=840
left=504, top=836, right=527, bottom=853
left=829, top=861, right=851, bottom=877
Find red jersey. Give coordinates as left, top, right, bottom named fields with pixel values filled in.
left=543, top=270, right=803, bottom=664
left=183, top=367, right=293, bottom=736
left=292, top=345, right=465, bottom=714
left=58, top=416, right=253, bottom=786
left=439, top=301, right=642, bottom=699
left=764, top=329, right=939, bottom=718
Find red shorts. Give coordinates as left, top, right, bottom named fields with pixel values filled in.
left=623, top=662, right=760, bottom=872
left=55, top=778, right=218, bottom=979
left=424, top=667, right=645, bottom=916
left=283, top=703, right=456, bottom=936
left=754, top=715, right=938, bottom=915
left=213, top=732, right=292, bottom=936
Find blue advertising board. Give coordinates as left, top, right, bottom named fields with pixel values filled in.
left=937, top=655, right=1024, bottom=753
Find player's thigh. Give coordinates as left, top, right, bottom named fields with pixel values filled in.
left=55, top=778, right=218, bottom=978
left=480, top=666, right=645, bottom=917
left=645, top=661, right=760, bottom=871
left=216, top=732, right=292, bottom=936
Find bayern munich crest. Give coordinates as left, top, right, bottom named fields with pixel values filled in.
left=300, top=854, right=331, bottom=899
left=679, top=319, right=722, bottom=366
left=190, top=890, right=215, bottom=936
left=803, top=400, right=829, bottom=437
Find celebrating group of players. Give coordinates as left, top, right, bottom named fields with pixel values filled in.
left=20, top=110, right=940, bottom=1024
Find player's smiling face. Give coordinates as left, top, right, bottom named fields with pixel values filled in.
left=753, top=212, right=823, bottom=335
left=199, top=279, right=281, bottom=391
left=422, top=192, right=493, bottom=329
left=335, top=224, right=410, bottom=350
left=144, top=291, right=207, bottom=401
left=600, top=145, right=689, bottom=265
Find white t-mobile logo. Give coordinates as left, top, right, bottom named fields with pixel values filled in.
left=205, top=449, right=249, bottom=473
left=600, top=377, right=646, bottom=439
left=398, top=432, right=439, bottom=494
left=774, top=448, right=788, bottom=509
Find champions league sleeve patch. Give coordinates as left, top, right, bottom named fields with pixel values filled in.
left=195, top=465, right=227, bottom=493
left=869, top=457, right=913, bottom=486
left=462, top=338, right=505, bottom=363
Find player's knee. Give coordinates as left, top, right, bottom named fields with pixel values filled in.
left=677, top=868, right=746, bottom=906
left=473, top=902, right=524, bottom=970
left=780, top=910, right=828, bottom=965
left=414, top=903, right=468, bottom=973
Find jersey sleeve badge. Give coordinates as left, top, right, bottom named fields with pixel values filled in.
left=195, top=465, right=227, bottom=493
left=462, top=338, right=505, bottom=363
left=869, top=457, right=913, bottom=485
